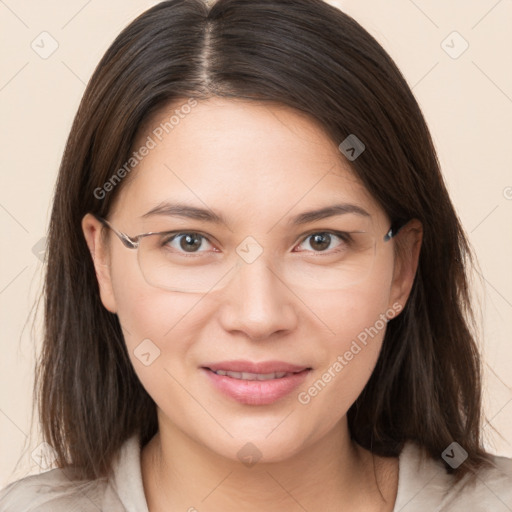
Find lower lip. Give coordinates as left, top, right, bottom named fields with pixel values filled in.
left=202, top=368, right=311, bottom=405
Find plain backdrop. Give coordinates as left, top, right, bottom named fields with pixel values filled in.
left=1, top=0, right=511, bottom=486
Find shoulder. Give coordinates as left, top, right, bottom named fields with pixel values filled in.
left=395, top=441, right=512, bottom=511
left=0, top=434, right=145, bottom=512
left=0, top=467, right=126, bottom=512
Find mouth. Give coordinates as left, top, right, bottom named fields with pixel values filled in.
left=200, top=361, right=312, bottom=405
left=206, top=369, right=299, bottom=381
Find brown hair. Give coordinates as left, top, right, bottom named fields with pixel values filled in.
left=35, top=0, right=492, bottom=483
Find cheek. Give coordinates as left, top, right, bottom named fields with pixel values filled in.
left=108, top=246, right=198, bottom=339
left=309, top=286, right=390, bottom=386
left=107, top=252, right=207, bottom=389
left=295, top=259, right=395, bottom=419
left=302, top=256, right=394, bottom=353
left=113, top=285, right=215, bottom=422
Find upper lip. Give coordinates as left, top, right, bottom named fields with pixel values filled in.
left=202, top=360, right=311, bottom=374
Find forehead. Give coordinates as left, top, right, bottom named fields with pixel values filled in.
left=112, top=97, right=384, bottom=226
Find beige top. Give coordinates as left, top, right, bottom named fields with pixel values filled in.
left=1, top=435, right=511, bottom=511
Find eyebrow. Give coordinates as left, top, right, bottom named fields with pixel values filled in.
left=141, top=201, right=370, bottom=225
left=141, top=202, right=227, bottom=224
left=288, top=203, right=370, bottom=225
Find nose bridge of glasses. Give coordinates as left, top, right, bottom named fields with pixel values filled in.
left=204, top=233, right=297, bottom=289
left=222, top=245, right=291, bottom=297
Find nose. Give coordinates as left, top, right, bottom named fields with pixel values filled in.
left=217, top=257, right=299, bottom=341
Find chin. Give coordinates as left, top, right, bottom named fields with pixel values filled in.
left=196, top=422, right=314, bottom=466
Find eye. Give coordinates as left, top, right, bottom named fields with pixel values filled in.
left=162, top=232, right=215, bottom=253
left=295, top=231, right=350, bottom=253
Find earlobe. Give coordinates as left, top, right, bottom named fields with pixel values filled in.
left=81, top=213, right=118, bottom=313
left=388, top=219, right=423, bottom=312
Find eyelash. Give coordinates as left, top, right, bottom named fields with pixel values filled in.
left=160, top=230, right=352, bottom=255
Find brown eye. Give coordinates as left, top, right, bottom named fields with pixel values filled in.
left=179, top=233, right=203, bottom=252
left=297, top=231, right=347, bottom=253
left=163, top=233, right=213, bottom=253
left=309, top=233, right=332, bottom=251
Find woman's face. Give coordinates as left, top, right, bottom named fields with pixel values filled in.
left=83, top=97, right=420, bottom=463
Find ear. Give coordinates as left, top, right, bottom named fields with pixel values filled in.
left=388, top=218, right=423, bottom=312
left=81, top=213, right=118, bottom=313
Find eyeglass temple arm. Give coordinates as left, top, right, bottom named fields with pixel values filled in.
left=383, top=219, right=409, bottom=242
left=93, top=215, right=139, bottom=249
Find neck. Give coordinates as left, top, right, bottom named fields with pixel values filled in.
left=141, top=415, right=398, bottom=512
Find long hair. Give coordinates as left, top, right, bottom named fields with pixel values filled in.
left=36, top=0, right=492, bottom=483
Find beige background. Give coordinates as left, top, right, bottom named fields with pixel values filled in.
left=1, top=0, right=511, bottom=486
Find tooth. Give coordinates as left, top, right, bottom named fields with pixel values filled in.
left=213, top=370, right=290, bottom=380
left=256, top=373, right=273, bottom=380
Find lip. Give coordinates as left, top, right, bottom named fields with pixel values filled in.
left=201, top=360, right=312, bottom=405
left=203, top=360, right=309, bottom=374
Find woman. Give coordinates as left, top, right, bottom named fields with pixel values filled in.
left=1, top=0, right=511, bottom=510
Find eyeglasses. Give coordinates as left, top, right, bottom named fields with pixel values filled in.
left=94, top=214, right=407, bottom=294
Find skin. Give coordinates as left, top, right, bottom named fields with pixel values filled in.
left=82, top=97, right=422, bottom=512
